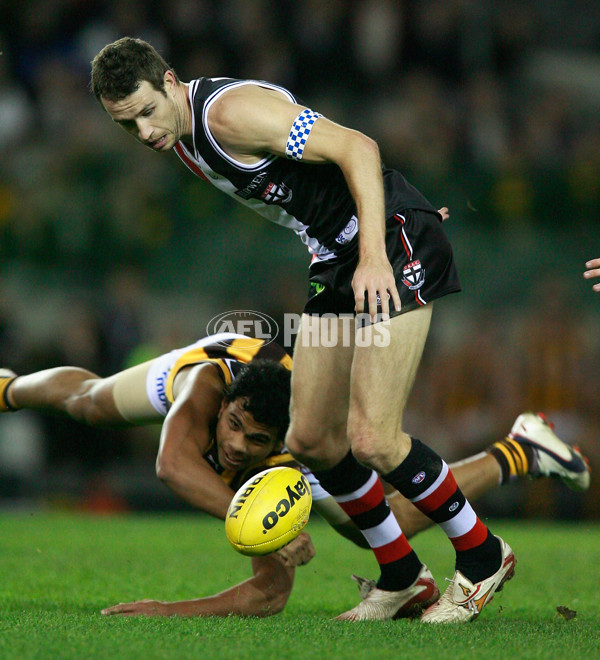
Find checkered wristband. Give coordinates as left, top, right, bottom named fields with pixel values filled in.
left=285, top=109, right=322, bottom=160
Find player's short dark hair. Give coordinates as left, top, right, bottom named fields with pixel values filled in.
left=90, top=37, right=179, bottom=103
left=224, top=360, right=291, bottom=444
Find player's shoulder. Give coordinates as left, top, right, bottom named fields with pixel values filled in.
left=205, top=83, right=264, bottom=134
left=206, top=79, right=296, bottom=118
left=191, top=77, right=241, bottom=123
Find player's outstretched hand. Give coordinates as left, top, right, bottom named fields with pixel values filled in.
left=276, top=531, right=315, bottom=567
left=101, top=599, right=169, bottom=617
left=584, top=259, right=600, bottom=292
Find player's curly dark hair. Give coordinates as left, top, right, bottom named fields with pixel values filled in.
left=224, top=360, right=291, bottom=443
left=91, top=37, right=179, bottom=103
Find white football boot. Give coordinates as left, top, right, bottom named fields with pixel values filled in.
left=336, top=564, right=440, bottom=621
left=421, top=536, right=516, bottom=624
left=511, top=412, right=591, bottom=491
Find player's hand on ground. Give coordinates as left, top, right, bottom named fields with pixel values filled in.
left=101, top=599, right=169, bottom=617
left=438, top=207, right=449, bottom=222
left=352, top=256, right=401, bottom=320
left=583, top=258, right=600, bottom=291
left=275, top=531, right=315, bottom=567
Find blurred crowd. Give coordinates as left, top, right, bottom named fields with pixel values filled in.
left=0, top=0, right=598, bottom=518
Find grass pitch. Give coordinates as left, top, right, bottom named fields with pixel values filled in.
left=1, top=512, right=598, bottom=659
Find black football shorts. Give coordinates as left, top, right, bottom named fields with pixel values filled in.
left=304, top=209, right=461, bottom=318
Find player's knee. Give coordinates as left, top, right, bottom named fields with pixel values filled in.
left=284, top=423, right=318, bottom=463
left=348, top=429, right=383, bottom=470
left=347, top=418, right=409, bottom=471
left=65, top=390, right=105, bottom=426
left=347, top=399, right=412, bottom=468
left=66, top=379, right=120, bottom=427
left=285, top=422, right=343, bottom=469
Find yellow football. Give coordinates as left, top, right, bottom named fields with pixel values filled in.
left=225, top=467, right=312, bottom=556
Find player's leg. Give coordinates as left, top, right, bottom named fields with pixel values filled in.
left=347, top=305, right=433, bottom=472
left=287, top=313, right=440, bottom=620
left=328, top=306, right=440, bottom=620
left=0, top=360, right=163, bottom=426
left=286, top=315, right=438, bottom=620
left=347, top=306, right=515, bottom=623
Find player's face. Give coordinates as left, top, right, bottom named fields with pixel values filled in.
left=102, top=75, right=182, bottom=152
left=215, top=399, right=280, bottom=472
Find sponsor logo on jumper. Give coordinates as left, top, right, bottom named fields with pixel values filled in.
left=412, top=471, right=426, bottom=484
left=261, top=181, right=292, bottom=205
left=402, top=260, right=425, bottom=290
left=310, top=282, right=326, bottom=295
left=206, top=310, right=278, bottom=347
left=335, top=216, right=358, bottom=245
left=449, top=501, right=460, bottom=512
left=155, top=369, right=169, bottom=407
left=235, top=172, right=269, bottom=199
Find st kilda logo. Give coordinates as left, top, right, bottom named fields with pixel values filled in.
left=402, top=260, right=425, bottom=290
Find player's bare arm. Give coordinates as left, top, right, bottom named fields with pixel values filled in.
left=583, top=258, right=600, bottom=291
left=207, top=85, right=400, bottom=319
left=156, top=362, right=233, bottom=517
left=101, top=552, right=296, bottom=618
